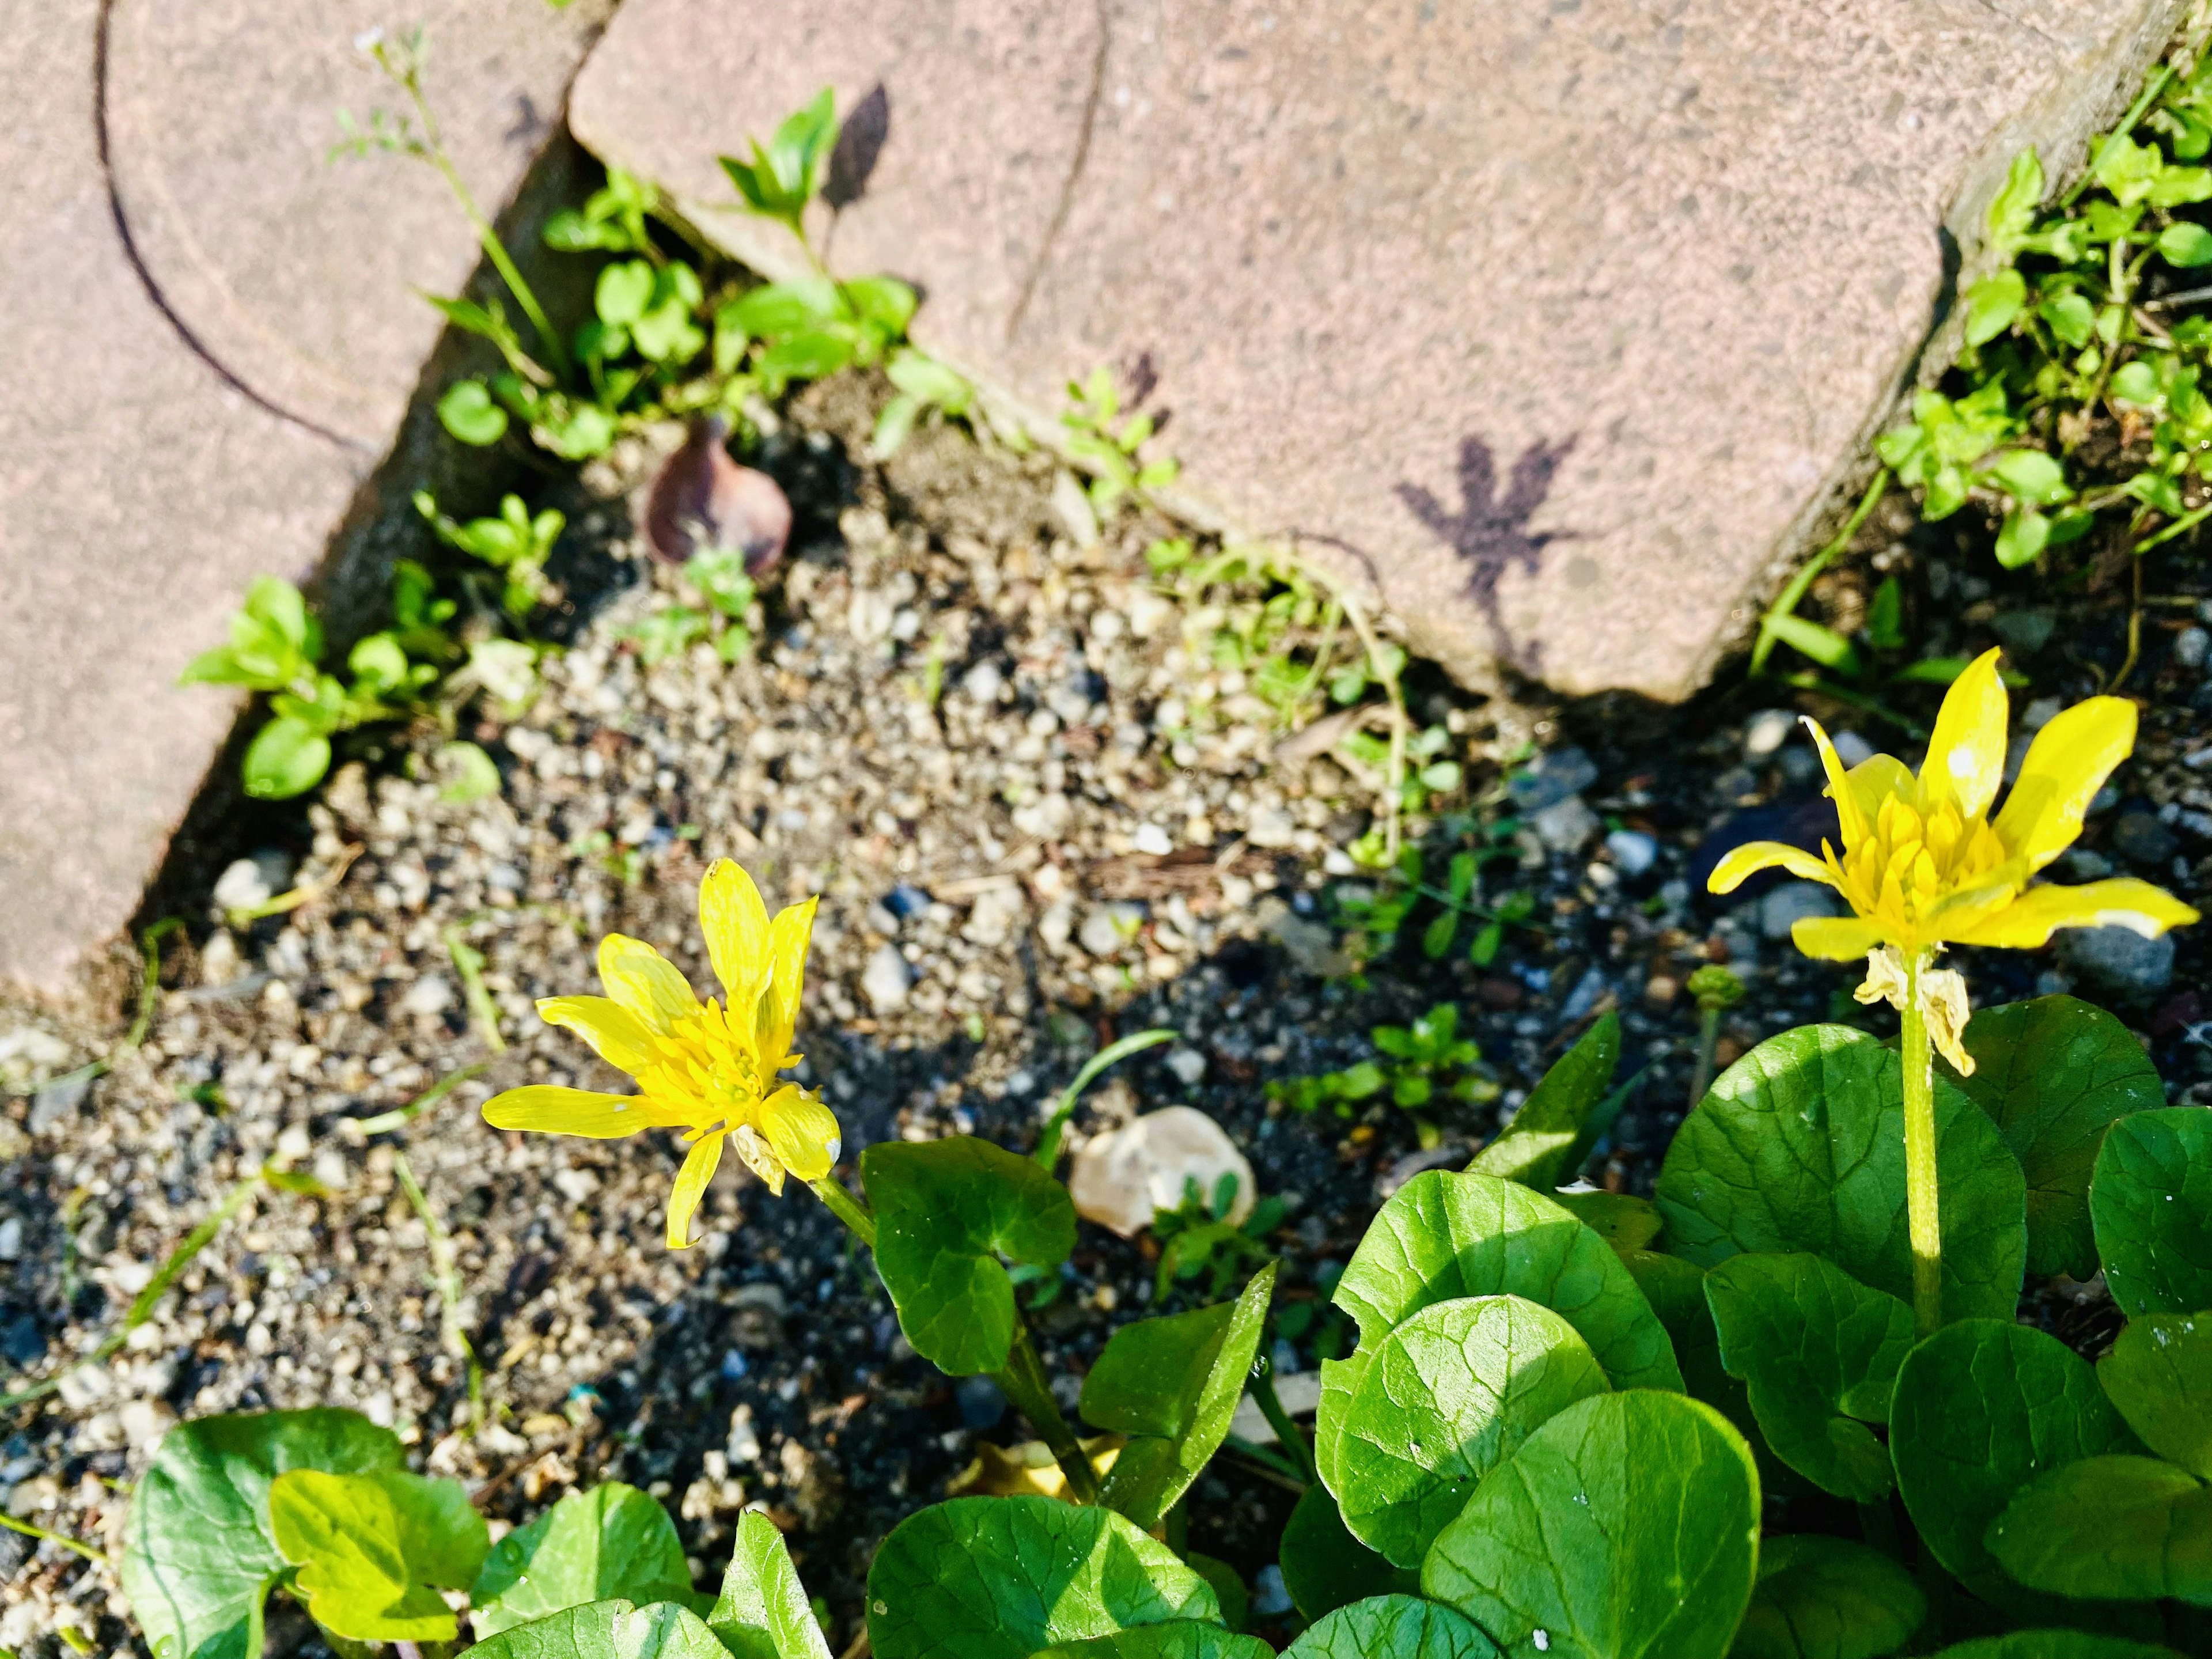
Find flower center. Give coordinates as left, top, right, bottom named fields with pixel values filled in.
left=639, top=1001, right=765, bottom=1127
left=1834, top=793, right=2010, bottom=934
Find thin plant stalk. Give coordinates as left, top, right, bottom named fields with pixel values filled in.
left=353, top=1060, right=491, bottom=1136
left=1246, top=1363, right=1315, bottom=1484
left=394, top=1153, right=485, bottom=1430
left=807, top=1175, right=876, bottom=1248
left=0, top=1510, right=102, bottom=1563
left=1033, top=1028, right=1177, bottom=1171
left=1898, top=952, right=1944, bottom=1337
left=1752, top=469, right=1891, bottom=676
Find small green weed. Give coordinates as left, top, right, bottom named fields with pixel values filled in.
left=1062, top=366, right=1180, bottom=514
left=1267, top=1002, right=1500, bottom=1149
left=1152, top=1172, right=1285, bottom=1303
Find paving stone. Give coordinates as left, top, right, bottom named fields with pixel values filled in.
left=570, top=0, right=2185, bottom=703
left=0, top=0, right=602, bottom=998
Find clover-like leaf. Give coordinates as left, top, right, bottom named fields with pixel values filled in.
left=1941, top=995, right=2162, bottom=1278
left=2099, top=1312, right=2212, bottom=1478
left=1278, top=1594, right=1501, bottom=1659
left=468, top=1599, right=730, bottom=1659
left=1986, top=1455, right=2212, bottom=1605
left=862, top=1137, right=1077, bottom=1374
left=1704, top=1253, right=1915, bottom=1502
left=1465, top=1013, right=1618, bottom=1188
left=1654, top=1026, right=2026, bottom=1324
left=709, top=1509, right=832, bottom=1659
left=1422, top=1391, right=1760, bottom=1659
left=2092, top=1108, right=2212, bottom=1316
left=1089, top=1264, right=1277, bottom=1530
left=1275, top=1486, right=1416, bottom=1624
left=120, top=1408, right=403, bottom=1659
left=1035, top=1626, right=1274, bottom=1659
left=1727, top=1535, right=1923, bottom=1659
left=1337, top=1294, right=1610, bottom=1568
left=866, top=1496, right=1218, bottom=1659
left=438, top=377, right=509, bottom=445
left=472, top=1482, right=698, bottom=1639
left=268, top=1468, right=488, bottom=1643
left=1889, top=1318, right=2139, bottom=1590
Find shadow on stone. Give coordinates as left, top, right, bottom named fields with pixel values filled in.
left=1393, top=432, right=1578, bottom=676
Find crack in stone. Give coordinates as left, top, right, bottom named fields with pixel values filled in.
left=93, top=0, right=365, bottom=450
left=1005, top=0, right=1113, bottom=345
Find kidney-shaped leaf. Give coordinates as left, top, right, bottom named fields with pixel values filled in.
left=1337, top=1294, right=1609, bottom=1568
left=1705, top=1253, right=1915, bottom=1502
left=1421, top=1391, right=1760, bottom=1659
left=1036, top=1625, right=1275, bottom=1659
left=468, top=1599, right=729, bottom=1659
left=1942, top=995, right=2162, bottom=1278
left=1655, top=1026, right=2026, bottom=1324
left=1276, top=1485, right=1416, bottom=1624
left=120, top=1408, right=403, bottom=1659
left=1727, top=1535, right=1923, bottom=1659
left=473, top=1482, right=698, bottom=1638
left=1986, top=1455, right=2212, bottom=1605
left=866, top=1495, right=1218, bottom=1659
left=2099, top=1312, right=2212, bottom=1478
left=2092, top=1109, right=2212, bottom=1317
left=268, top=1468, right=488, bottom=1643
left=862, top=1136, right=1077, bottom=1374
left=1279, top=1594, right=1501, bottom=1659
left=1890, top=1319, right=2139, bottom=1589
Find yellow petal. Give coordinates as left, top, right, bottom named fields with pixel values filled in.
left=597, top=934, right=700, bottom=1032
left=757, top=1084, right=840, bottom=1185
left=755, top=897, right=819, bottom=1060
left=1843, top=754, right=1916, bottom=832
left=666, top=1130, right=725, bottom=1249
left=1791, top=916, right=1891, bottom=960
left=1918, top=648, right=2009, bottom=820
left=536, top=995, right=655, bottom=1075
left=1708, top=841, right=1839, bottom=895
left=1990, top=696, right=2138, bottom=874
left=1804, top=718, right=1871, bottom=849
left=483, top=1085, right=679, bottom=1138
left=727, top=1123, right=787, bottom=1195
left=1943, top=878, right=2202, bottom=949
left=699, top=859, right=771, bottom=1007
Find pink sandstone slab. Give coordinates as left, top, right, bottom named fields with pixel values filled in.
left=569, top=0, right=2186, bottom=701
left=0, top=0, right=603, bottom=999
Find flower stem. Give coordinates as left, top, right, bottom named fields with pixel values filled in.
left=808, top=1175, right=875, bottom=1249
left=1248, top=1362, right=1316, bottom=1484
left=995, top=1321, right=1101, bottom=1504
left=1900, top=950, right=1944, bottom=1337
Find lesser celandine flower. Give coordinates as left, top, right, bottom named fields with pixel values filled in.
left=482, top=860, right=839, bottom=1248
left=1709, top=647, right=2197, bottom=1331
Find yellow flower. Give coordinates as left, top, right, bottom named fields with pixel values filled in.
left=1710, top=647, right=2198, bottom=960
left=481, top=859, right=839, bottom=1248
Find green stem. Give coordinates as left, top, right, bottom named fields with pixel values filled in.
left=807, top=1175, right=876, bottom=1248
left=1900, top=952, right=1944, bottom=1338
left=1753, top=468, right=1891, bottom=675
left=1247, top=1364, right=1316, bottom=1484
left=995, top=1321, right=1100, bottom=1504
left=1035, top=1028, right=1177, bottom=1172
left=1690, top=1009, right=1722, bottom=1113
left=0, top=1510, right=101, bottom=1563
left=395, top=1153, right=484, bottom=1430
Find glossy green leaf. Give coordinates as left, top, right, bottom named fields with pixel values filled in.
left=1727, top=1535, right=1923, bottom=1659
left=1653, top=1026, right=2027, bottom=1324
left=862, top=1136, right=1076, bottom=1374
left=472, top=1482, right=696, bottom=1639
left=1276, top=1486, right=1416, bottom=1623
left=1337, top=1294, right=1609, bottom=1567
left=1928, top=1633, right=2181, bottom=1658
left=1704, top=1253, right=1915, bottom=1501
left=1766, top=615, right=1863, bottom=676
left=1332, top=1171, right=1682, bottom=1392
left=2160, top=222, right=2212, bottom=266
left=1035, top=1626, right=1274, bottom=1659
left=1964, top=270, right=2026, bottom=346
left=1890, top=1318, right=2139, bottom=1589
left=1465, top=1013, right=1618, bottom=1188
left=438, top=378, right=509, bottom=445
left=1986, top=1455, right=2212, bottom=1605
left=866, top=1497, right=1218, bottom=1659
left=437, top=740, right=502, bottom=805
left=1941, top=996, right=2164, bottom=1278
left=1993, top=507, right=2050, bottom=570
left=1421, top=1391, right=1760, bottom=1659
left=708, top=1510, right=831, bottom=1659
left=1278, top=1594, right=1501, bottom=1659
left=2092, top=1108, right=2212, bottom=1316
left=1093, top=1264, right=1277, bottom=1529
left=1549, top=1192, right=1661, bottom=1255
left=468, top=1599, right=730, bottom=1659
left=121, top=1410, right=404, bottom=1659
left=243, top=715, right=332, bottom=800
left=268, top=1468, right=487, bottom=1643
left=1181, top=1555, right=1247, bottom=1635
left=1986, top=448, right=2069, bottom=503
left=2099, top=1312, right=2212, bottom=1477
left=596, top=261, right=656, bottom=327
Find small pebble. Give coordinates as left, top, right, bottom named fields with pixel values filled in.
left=2059, top=926, right=2175, bottom=997
left=1165, top=1047, right=1207, bottom=1087
left=861, top=943, right=911, bottom=1014
left=1531, top=796, right=1600, bottom=855
left=2176, top=627, right=2210, bottom=670
left=1509, top=747, right=1598, bottom=812
left=1604, top=830, right=1658, bottom=876
left=1251, top=1566, right=1293, bottom=1618
left=1759, top=881, right=1838, bottom=941
left=1743, top=710, right=1794, bottom=757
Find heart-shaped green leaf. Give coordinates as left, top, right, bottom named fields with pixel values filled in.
left=1421, top=1391, right=1760, bottom=1659
left=1035, top=1626, right=1274, bottom=1659
left=1940, top=995, right=2162, bottom=1277
left=2099, top=1312, right=2212, bottom=1477
left=862, top=1136, right=1076, bottom=1374
left=1890, top=1318, right=2139, bottom=1589
left=1337, top=1294, right=1610, bottom=1568
left=268, top=1468, right=487, bottom=1643
left=1727, top=1535, right=1924, bottom=1659
left=1276, top=1484, right=1415, bottom=1623
left=1089, top=1264, right=1277, bottom=1529
left=2092, top=1109, right=2212, bottom=1316
left=1704, top=1253, right=1915, bottom=1501
left=243, top=715, right=332, bottom=800
left=1986, top=1455, right=2212, bottom=1605
left=866, top=1496, right=1218, bottom=1659
left=1465, top=1013, right=1618, bottom=1188
left=438, top=377, right=510, bottom=445
left=1654, top=1026, right=2026, bottom=1324
left=468, top=1599, right=730, bottom=1658
left=709, top=1510, right=831, bottom=1659
left=472, top=1482, right=698, bottom=1638
left=120, top=1408, right=403, bottom=1659
left=596, top=260, right=657, bottom=327
left=1278, top=1594, right=1501, bottom=1659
